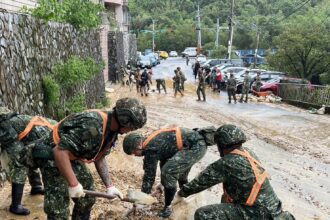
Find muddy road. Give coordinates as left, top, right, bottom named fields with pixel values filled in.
left=1, top=57, right=329, bottom=219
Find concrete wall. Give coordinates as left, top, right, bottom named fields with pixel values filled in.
left=0, top=11, right=105, bottom=116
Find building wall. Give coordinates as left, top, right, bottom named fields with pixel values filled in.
left=0, top=0, right=37, bottom=12
left=0, top=11, right=105, bottom=116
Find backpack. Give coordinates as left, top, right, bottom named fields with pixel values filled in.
left=193, top=126, right=216, bottom=146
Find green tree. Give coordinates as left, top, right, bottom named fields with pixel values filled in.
left=267, top=15, right=330, bottom=79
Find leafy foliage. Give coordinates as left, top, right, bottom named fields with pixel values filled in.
left=42, top=75, right=60, bottom=106
left=42, top=56, right=104, bottom=117
left=21, top=0, right=104, bottom=30
left=53, top=56, right=104, bottom=88
left=65, top=93, right=86, bottom=113
left=131, top=0, right=329, bottom=81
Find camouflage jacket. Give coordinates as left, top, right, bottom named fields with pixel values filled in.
left=180, top=147, right=281, bottom=216
left=198, top=74, right=206, bottom=86
left=243, top=75, right=251, bottom=88
left=227, top=78, right=237, bottom=90
left=50, top=111, right=117, bottom=160
left=141, top=128, right=205, bottom=193
left=0, top=114, right=56, bottom=147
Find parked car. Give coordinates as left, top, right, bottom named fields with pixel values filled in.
left=221, top=67, right=248, bottom=81
left=146, top=54, right=158, bottom=66
left=254, top=77, right=310, bottom=95
left=182, top=47, right=197, bottom=57
left=202, top=59, right=243, bottom=69
left=137, top=55, right=151, bottom=69
left=169, top=51, right=178, bottom=57
left=159, top=51, right=169, bottom=59
left=196, top=54, right=207, bottom=64
left=153, top=52, right=161, bottom=64
left=144, top=49, right=153, bottom=55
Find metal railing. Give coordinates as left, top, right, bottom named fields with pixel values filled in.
left=278, top=83, right=330, bottom=106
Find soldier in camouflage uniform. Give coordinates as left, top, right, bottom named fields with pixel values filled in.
left=156, top=78, right=167, bottom=94
left=173, top=70, right=184, bottom=97
left=226, top=70, right=237, bottom=104
left=0, top=107, right=56, bottom=215
left=255, top=71, right=262, bottom=92
left=177, top=67, right=187, bottom=91
left=239, top=70, right=251, bottom=103
left=196, top=69, right=206, bottom=101
left=28, top=98, right=147, bottom=220
left=175, top=124, right=295, bottom=220
left=123, top=126, right=216, bottom=218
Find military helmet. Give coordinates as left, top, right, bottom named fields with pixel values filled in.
left=115, top=98, right=147, bottom=129
left=123, top=132, right=144, bottom=155
left=214, top=124, right=246, bottom=147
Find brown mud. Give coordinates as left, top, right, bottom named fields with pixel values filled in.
left=1, top=58, right=329, bottom=219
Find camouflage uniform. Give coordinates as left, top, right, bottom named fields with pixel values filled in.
left=32, top=111, right=117, bottom=219
left=156, top=79, right=167, bottom=94
left=178, top=70, right=187, bottom=91
left=255, top=74, right=262, bottom=92
left=0, top=114, right=56, bottom=184
left=0, top=111, right=56, bottom=215
left=227, top=76, right=237, bottom=104
left=197, top=71, right=206, bottom=101
left=134, top=69, right=141, bottom=93
left=240, top=73, right=251, bottom=103
left=179, top=124, right=295, bottom=220
left=173, top=72, right=183, bottom=97
left=141, top=128, right=207, bottom=194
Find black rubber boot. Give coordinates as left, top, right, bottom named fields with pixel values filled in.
left=159, top=206, right=172, bottom=218
left=158, top=188, right=176, bottom=218
left=72, top=207, right=91, bottom=220
left=28, top=169, right=44, bottom=195
left=9, top=183, right=30, bottom=215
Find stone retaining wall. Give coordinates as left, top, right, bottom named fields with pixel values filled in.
left=0, top=11, right=105, bottom=116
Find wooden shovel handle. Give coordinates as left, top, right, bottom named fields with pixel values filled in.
left=83, top=190, right=132, bottom=203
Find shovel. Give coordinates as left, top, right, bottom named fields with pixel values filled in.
left=84, top=189, right=157, bottom=205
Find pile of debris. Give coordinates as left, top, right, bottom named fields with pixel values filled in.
left=250, top=93, right=282, bottom=103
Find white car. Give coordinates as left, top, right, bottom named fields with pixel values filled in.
left=182, top=47, right=197, bottom=57
left=137, top=55, right=151, bottom=69
left=196, top=55, right=207, bottom=64
left=169, top=51, right=178, bottom=57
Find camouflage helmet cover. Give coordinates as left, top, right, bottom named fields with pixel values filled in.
left=214, top=124, right=247, bottom=147
left=123, top=132, right=144, bottom=155
left=115, top=98, right=147, bottom=129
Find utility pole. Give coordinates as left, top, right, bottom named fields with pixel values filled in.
left=254, top=28, right=260, bottom=68
left=227, top=0, right=235, bottom=60
left=152, top=19, right=156, bottom=52
left=215, top=18, right=219, bottom=47
left=196, top=4, right=202, bottom=53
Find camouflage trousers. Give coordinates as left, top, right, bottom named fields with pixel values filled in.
left=174, top=82, right=183, bottom=97
left=197, top=85, right=206, bottom=101
left=227, top=89, right=237, bottom=103
left=194, top=203, right=295, bottom=220
left=240, top=86, right=249, bottom=102
left=2, top=143, right=28, bottom=184
left=156, top=79, right=167, bottom=93
left=160, top=142, right=207, bottom=190
left=37, top=159, right=95, bottom=219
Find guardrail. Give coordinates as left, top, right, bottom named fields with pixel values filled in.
left=278, top=83, right=330, bottom=106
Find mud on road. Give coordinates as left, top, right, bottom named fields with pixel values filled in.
left=1, top=58, right=329, bottom=219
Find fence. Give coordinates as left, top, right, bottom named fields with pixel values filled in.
left=278, top=83, right=330, bottom=107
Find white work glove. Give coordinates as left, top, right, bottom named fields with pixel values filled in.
left=68, top=183, right=85, bottom=198
left=107, top=185, right=124, bottom=199
left=171, top=192, right=184, bottom=206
